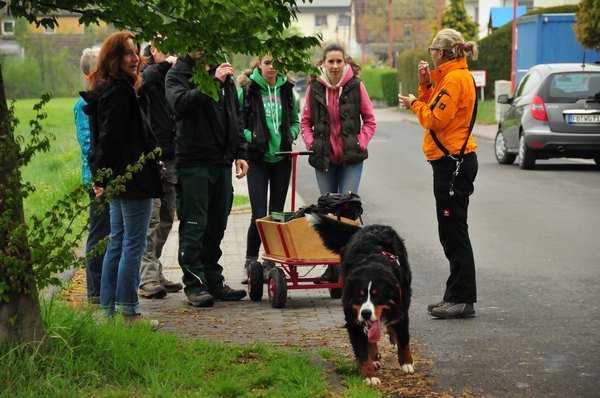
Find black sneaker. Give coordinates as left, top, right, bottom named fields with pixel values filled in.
left=427, top=300, right=445, bottom=313
left=187, top=290, right=214, bottom=307
left=210, top=285, right=247, bottom=301
left=430, top=302, right=476, bottom=319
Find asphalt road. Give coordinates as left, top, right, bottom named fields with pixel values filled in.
left=295, top=109, right=600, bottom=397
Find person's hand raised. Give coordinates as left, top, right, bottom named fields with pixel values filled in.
left=418, top=60, right=431, bottom=85
left=215, top=62, right=234, bottom=83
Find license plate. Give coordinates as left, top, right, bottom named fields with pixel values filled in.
left=567, top=114, right=600, bottom=124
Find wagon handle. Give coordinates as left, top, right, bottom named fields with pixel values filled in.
left=274, top=151, right=313, bottom=212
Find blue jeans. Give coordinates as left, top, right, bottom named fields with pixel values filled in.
left=315, top=162, right=364, bottom=195
left=85, top=190, right=111, bottom=300
left=100, top=197, right=153, bottom=316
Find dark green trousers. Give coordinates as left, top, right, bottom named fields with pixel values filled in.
left=176, top=165, right=233, bottom=295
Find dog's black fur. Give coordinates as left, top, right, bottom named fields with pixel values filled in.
left=307, top=213, right=413, bottom=385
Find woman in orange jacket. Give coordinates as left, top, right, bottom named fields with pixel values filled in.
left=399, top=28, right=479, bottom=319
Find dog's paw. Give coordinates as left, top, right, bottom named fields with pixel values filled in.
left=365, top=377, right=381, bottom=386
left=373, top=360, right=382, bottom=370
left=401, top=363, right=415, bottom=374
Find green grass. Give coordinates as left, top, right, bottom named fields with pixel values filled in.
left=13, top=97, right=84, bottom=222
left=475, top=99, right=497, bottom=125
left=0, top=303, right=333, bottom=397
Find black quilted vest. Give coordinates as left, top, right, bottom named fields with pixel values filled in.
left=308, top=77, right=367, bottom=172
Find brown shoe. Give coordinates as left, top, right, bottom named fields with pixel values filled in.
left=209, top=284, right=247, bottom=301
left=187, top=290, right=214, bottom=307
left=159, top=278, right=183, bottom=293
left=139, top=282, right=167, bottom=299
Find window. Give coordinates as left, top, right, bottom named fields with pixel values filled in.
left=403, top=23, right=413, bottom=37
left=315, top=15, right=328, bottom=28
left=2, top=20, right=15, bottom=36
left=515, top=71, right=541, bottom=98
left=338, top=15, right=350, bottom=27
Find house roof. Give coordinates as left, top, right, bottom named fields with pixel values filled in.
left=489, top=6, right=527, bottom=29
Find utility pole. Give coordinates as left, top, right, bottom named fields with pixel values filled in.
left=437, top=0, right=443, bottom=30
left=388, top=0, right=393, bottom=68
left=361, top=0, right=366, bottom=65
left=511, top=0, right=517, bottom=93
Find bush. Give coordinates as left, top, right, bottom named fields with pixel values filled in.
left=397, top=48, right=429, bottom=98
left=361, top=66, right=399, bottom=106
left=3, top=49, right=81, bottom=99
left=2, top=58, right=43, bottom=99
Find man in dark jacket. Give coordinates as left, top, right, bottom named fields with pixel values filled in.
left=165, top=51, right=248, bottom=307
left=137, top=43, right=183, bottom=299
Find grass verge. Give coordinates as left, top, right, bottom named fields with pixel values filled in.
left=1, top=302, right=330, bottom=397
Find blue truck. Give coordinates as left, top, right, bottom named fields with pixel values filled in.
left=516, top=13, right=600, bottom=84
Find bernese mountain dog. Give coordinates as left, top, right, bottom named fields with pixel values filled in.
left=306, top=213, right=413, bottom=386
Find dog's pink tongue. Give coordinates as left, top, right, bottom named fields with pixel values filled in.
left=367, top=320, right=381, bottom=343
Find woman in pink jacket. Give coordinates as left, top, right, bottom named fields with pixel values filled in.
left=301, top=43, right=376, bottom=195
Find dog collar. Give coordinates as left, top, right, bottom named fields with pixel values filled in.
left=381, top=251, right=400, bottom=265
left=381, top=251, right=403, bottom=302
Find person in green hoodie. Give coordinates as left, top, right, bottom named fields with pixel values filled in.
left=237, top=55, right=300, bottom=283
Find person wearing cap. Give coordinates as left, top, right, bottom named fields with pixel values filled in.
left=137, top=42, right=183, bottom=299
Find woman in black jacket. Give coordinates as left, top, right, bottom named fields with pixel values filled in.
left=83, top=31, right=162, bottom=326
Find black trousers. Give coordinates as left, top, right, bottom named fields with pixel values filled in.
left=430, top=152, right=478, bottom=304
left=176, top=165, right=232, bottom=295
left=246, top=158, right=292, bottom=258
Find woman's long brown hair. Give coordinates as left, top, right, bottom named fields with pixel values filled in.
left=88, top=31, right=142, bottom=90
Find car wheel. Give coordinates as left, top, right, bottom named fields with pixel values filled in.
left=519, top=135, right=536, bottom=170
left=494, top=130, right=516, bottom=164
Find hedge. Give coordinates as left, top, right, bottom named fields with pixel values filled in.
left=361, top=66, right=399, bottom=106
left=397, top=48, right=429, bottom=98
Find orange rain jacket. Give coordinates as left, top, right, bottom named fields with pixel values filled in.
left=409, top=58, right=477, bottom=161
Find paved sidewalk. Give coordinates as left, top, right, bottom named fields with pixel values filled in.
left=139, top=107, right=496, bottom=347
left=140, top=170, right=352, bottom=348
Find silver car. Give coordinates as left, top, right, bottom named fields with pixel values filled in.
left=495, top=63, right=600, bottom=169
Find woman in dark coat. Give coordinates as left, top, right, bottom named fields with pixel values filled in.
left=83, top=31, right=162, bottom=326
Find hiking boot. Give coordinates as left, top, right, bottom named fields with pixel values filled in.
left=210, top=284, right=247, bottom=301
left=262, top=261, right=276, bottom=282
left=187, top=290, right=214, bottom=307
left=139, top=282, right=167, bottom=299
left=123, top=314, right=161, bottom=331
left=160, top=278, right=183, bottom=293
left=430, top=302, right=476, bottom=319
left=427, top=300, right=445, bottom=313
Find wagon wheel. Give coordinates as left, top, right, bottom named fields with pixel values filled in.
left=328, top=264, right=342, bottom=299
left=268, top=268, right=287, bottom=308
left=248, top=260, right=264, bottom=302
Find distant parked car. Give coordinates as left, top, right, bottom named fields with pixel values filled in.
left=495, top=63, right=600, bottom=169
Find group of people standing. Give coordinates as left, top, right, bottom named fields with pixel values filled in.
left=75, top=26, right=481, bottom=326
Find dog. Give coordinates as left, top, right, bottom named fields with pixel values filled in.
left=306, top=213, right=414, bottom=386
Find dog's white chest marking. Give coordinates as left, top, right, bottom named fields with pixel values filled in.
left=359, top=281, right=376, bottom=322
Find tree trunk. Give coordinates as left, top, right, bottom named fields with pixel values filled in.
left=0, top=65, right=45, bottom=348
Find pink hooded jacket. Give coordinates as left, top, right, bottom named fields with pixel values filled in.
left=301, top=65, right=376, bottom=165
